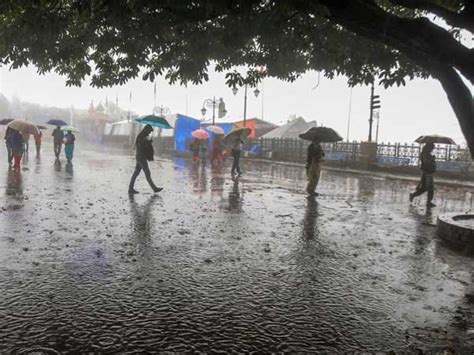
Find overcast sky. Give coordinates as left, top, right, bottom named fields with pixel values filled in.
left=0, top=65, right=471, bottom=145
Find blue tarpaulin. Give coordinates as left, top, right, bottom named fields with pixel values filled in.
left=174, top=114, right=201, bottom=152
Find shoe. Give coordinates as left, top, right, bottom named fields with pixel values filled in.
left=409, top=193, right=414, bottom=203
left=128, top=189, right=139, bottom=194
left=153, top=187, right=163, bottom=193
left=427, top=202, right=436, bottom=207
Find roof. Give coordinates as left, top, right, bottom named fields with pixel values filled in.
left=261, top=117, right=317, bottom=139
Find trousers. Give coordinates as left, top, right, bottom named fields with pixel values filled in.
left=129, top=158, right=158, bottom=191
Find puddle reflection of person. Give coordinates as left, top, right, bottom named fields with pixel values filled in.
left=302, top=196, right=319, bottom=240
left=228, top=179, right=243, bottom=212
left=129, top=194, right=160, bottom=260
left=6, top=169, right=23, bottom=197
left=211, top=164, right=225, bottom=199
left=54, top=159, right=62, bottom=172
left=65, top=161, right=74, bottom=175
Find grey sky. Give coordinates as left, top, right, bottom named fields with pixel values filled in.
left=0, top=65, right=471, bottom=145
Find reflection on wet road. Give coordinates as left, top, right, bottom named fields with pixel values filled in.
left=0, top=148, right=473, bottom=352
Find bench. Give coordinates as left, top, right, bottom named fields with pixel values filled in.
left=437, top=161, right=470, bottom=174
left=376, top=156, right=411, bottom=166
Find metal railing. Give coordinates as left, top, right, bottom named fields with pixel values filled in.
left=254, top=138, right=471, bottom=167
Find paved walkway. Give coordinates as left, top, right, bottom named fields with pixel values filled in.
left=0, top=147, right=473, bottom=352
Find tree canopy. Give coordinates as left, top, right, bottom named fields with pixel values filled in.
left=0, top=1, right=473, bottom=151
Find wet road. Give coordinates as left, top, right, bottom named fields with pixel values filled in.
left=0, top=147, right=473, bottom=353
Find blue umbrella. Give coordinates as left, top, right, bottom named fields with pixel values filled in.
left=135, top=115, right=173, bottom=129
left=47, top=119, right=68, bottom=126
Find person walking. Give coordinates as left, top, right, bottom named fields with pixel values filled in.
left=191, top=138, right=201, bottom=162
left=52, top=125, right=64, bottom=159
left=22, top=132, right=30, bottom=156
left=306, top=138, right=325, bottom=196
left=128, top=125, right=162, bottom=194
left=410, top=142, right=436, bottom=207
left=211, top=135, right=223, bottom=164
left=8, top=130, right=24, bottom=170
left=64, top=130, right=75, bottom=162
left=231, top=138, right=243, bottom=178
left=34, top=131, right=42, bottom=156
left=4, top=126, right=13, bottom=166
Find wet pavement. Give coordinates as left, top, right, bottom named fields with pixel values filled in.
left=0, top=146, right=473, bottom=353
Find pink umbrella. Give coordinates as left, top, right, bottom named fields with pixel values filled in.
left=206, top=125, right=225, bottom=135
left=192, top=129, right=209, bottom=140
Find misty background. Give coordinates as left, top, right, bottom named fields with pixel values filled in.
left=0, top=65, right=469, bottom=145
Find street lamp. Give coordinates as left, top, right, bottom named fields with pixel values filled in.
left=201, top=97, right=227, bottom=125
left=232, top=85, right=260, bottom=127
left=153, top=105, right=171, bottom=117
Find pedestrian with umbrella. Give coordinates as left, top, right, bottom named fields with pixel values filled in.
left=207, top=125, right=225, bottom=164
left=409, top=135, right=454, bottom=207
left=52, top=126, right=64, bottom=159
left=6, top=120, right=39, bottom=170
left=223, top=127, right=251, bottom=179
left=129, top=115, right=172, bottom=194
left=47, top=119, right=68, bottom=160
left=191, top=129, right=209, bottom=163
left=8, top=129, right=24, bottom=170
left=62, top=126, right=78, bottom=162
left=299, top=127, right=343, bottom=196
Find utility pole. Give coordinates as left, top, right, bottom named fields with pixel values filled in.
left=368, top=83, right=380, bottom=142
left=346, top=87, right=353, bottom=142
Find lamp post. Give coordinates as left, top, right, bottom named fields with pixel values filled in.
left=201, top=97, right=227, bottom=125
left=153, top=105, right=171, bottom=117
left=232, top=84, right=260, bottom=127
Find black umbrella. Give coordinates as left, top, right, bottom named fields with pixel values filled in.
left=47, top=119, right=68, bottom=126
left=415, top=134, right=455, bottom=145
left=299, top=126, right=343, bottom=142
left=0, top=118, right=14, bottom=125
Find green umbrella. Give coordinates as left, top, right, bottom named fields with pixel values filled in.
left=61, top=126, right=80, bottom=133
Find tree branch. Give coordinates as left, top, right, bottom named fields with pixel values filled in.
left=388, top=0, right=474, bottom=33
left=311, top=0, right=474, bottom=84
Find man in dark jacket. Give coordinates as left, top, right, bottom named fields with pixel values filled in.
left=410, top=142, right=436, bottom=207
left=52, top=126, right=64, bottom=159
left=306, top=139, right=325, bottom=196
left=128, top=125, right=162, bottom=194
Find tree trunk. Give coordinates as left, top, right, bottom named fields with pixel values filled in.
left=430, top=65, right=474, bottom=157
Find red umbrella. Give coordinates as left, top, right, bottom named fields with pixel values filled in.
left=192, top=129, right=209, bottom=140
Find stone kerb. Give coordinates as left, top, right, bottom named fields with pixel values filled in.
left=437, top=213, right=474, bottom=255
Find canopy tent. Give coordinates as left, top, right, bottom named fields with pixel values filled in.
left=173, top=114, right=201, bottom=152
left=261, top=117, right=317, bottom=139
left=231, top=118, right=277, bottom=140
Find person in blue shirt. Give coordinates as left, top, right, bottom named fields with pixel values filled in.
left=7, top=129, right=24, bottom=170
